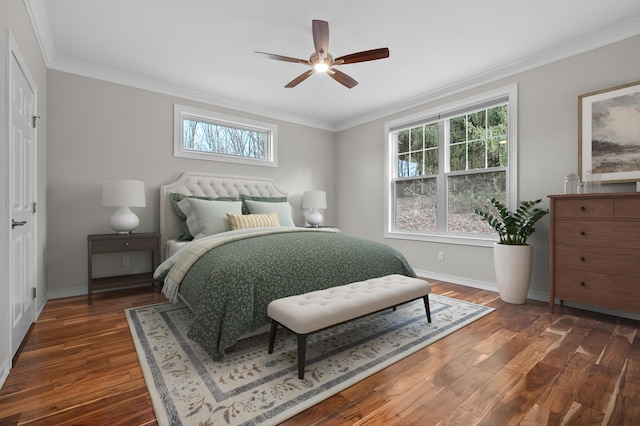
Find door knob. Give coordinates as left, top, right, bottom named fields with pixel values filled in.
left=12, top=219, right=27, bottom=229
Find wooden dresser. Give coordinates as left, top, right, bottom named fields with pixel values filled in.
left=548, top=192, right=640, bottom=314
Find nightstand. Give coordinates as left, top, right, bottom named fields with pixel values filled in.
left=87, top=232, right=160, bottom=304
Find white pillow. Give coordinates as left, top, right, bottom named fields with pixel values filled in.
left=177, top=198, right=243, bottom=238
left=243, top=200, right=295, bottom=227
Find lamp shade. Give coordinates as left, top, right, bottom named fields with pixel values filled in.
left=102, top=179, right=146, bottom=234
left=102, top=179, right=146, bottom=207
left=302, top=191, right=326, bottom=209
left=302, top=190, right=326, bottom=227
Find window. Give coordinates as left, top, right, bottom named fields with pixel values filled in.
left=385, top=85, right=517, bottom=245
left=174, top=104, right=278, bottom=167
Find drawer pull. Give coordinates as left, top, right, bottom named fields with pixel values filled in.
left=124, top=242, right=130, bottom=247
left=580, top=231, right=586, bottom=236
left=580, top=206, right=586, bottom=211
left=580, top=256, right=586, bottom=261
left=580, top=281, right=586, bottom=287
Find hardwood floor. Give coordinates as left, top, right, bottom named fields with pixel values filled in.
left=1, top=281, right=639, bottom=425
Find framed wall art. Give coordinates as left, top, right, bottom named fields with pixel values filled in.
left=579, top=80, right=640, bottom=184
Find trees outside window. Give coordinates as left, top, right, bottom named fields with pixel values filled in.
left=174, top=104, right=277, bottom=167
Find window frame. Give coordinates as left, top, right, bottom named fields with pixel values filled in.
left=384, top=84, right=518, bottom=246
left=173, top=104, right=278, bottom=167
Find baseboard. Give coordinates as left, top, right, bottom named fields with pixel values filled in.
left=0, top=359, right=8, bottom=390
left=47, top=287, right=87, bottom=300
left=414, top=269, right=640, bottom=321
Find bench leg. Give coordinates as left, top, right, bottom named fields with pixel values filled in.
left=268, top=320, right=278, bottom=354
left=423, top=295, right=431, bottom=323
left=296, top=333, right=307, bottom=379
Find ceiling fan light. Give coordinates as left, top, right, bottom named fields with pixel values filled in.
left=314, top=62, right=329, bottom=73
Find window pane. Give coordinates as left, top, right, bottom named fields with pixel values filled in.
left=488, top=137, right=508, bottom=167
left=468, top=140, right=486, bottom=169
left=410, top=126, right=423, bottom=151
left=447, top=171, right=506, bottom=234
left=424, top=148, right=438, bottom=174
left=450, top=144, right=466, bottom=171
left=395, top=178, right=437, bottom=231
left=183, top=119, right=267, bottom=159
left=425, top=123, right=439, bottom=148
left=398, top=153, right=412, bottom=177
left=396, top=129, right=409, bottom=153
left=450, top=116, right=466, bottom=143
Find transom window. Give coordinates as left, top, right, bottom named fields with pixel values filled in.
left=174, top=104, right=278, bottom=167
left=385, top=85, right=517, bottom=245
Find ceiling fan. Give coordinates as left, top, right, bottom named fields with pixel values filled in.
left=254, top=20, right=389, bottom=89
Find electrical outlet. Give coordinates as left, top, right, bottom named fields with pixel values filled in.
left=437, top=251, right=444, bottom=261
left=121, top=256, right=130, bottom=267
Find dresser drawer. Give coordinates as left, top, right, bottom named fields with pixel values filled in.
left=91, top=237, right=159, bottom=253
left=555, top=245, right=640, bottom=276
left=555, top=219, right=640, bottom=249
left=615, top=197, right=640, bottom=219
left=555, top=268, right=640, bottom=312
left=554, top=198, right=613, bottom=218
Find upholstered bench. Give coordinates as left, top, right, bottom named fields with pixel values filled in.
left=267, top=274, right=432, bottom=379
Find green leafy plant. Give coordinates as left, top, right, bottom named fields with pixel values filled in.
left=474, top=198, right=548, bottom=245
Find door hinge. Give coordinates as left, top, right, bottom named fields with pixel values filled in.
left=32, top=287, right=37, bottom=299
left=32, top=115, right=40, bottom=128
left=33, top=202, right=37, bottom=213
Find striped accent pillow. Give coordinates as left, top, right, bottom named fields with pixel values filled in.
left=227, top=212, right=280, bottom=230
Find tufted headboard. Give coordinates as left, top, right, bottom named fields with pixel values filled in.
left=159, top=171, right=288, bottom=259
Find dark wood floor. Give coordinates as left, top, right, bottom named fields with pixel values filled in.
left=1, top=281, right=639, bottom=425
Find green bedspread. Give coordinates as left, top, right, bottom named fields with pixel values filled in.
left=161, top=228, right=416, bottom=361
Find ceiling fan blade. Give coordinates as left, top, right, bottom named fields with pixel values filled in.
left=328, top=68, right=358, bottom=89
left=254, top=51, right=310, bottom=65
left=312, top=20, right=329, bottom=55
left=285, top=70, right=315, bottom=88
left=334, top=48, right=390, bottom=65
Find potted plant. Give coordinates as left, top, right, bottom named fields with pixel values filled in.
left=475, top=198, right=548, bottom=304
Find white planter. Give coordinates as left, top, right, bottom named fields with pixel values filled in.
left=493, top=243, right=533, bottom=304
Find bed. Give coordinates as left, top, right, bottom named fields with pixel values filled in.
left=155, top=171, right=417, bottom=361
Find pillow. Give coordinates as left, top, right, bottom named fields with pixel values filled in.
left=177, top=198, right=242, bottom=239
left=227, top=212, right=280, bottom=230
left=170, top=192, right=237, bottom=241
left=243, top=199, right=295, bottom=227
left=239, top=194, right=288, bottom=215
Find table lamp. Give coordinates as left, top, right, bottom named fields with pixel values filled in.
left=102, top=179, right=146, bottom=234
left=302, top=190, right=326, bottom=227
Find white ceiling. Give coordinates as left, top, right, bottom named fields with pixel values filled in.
left=26, top=0, right=640, bottom=131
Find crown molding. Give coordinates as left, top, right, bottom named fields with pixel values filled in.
left=25, top=0, right=640, bottom=133
left=334, top=16, right=640, bottom=131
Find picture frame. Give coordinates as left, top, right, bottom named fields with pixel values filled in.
left=578, top=80, right=640, bottom=184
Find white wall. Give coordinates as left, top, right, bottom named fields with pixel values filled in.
left=1, top=0, right=48, bottom=385
left=46, top=71, right=336, bottom=297
left=336, top=35, right=640, bottom=312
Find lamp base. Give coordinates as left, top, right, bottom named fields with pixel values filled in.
left=305, top=209, right=323, bottom=227
left=109, top=206, right=140, bottom=234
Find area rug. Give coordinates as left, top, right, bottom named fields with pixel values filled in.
left=125, top=294, right=494, bottom=425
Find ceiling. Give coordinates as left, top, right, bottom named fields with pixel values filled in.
left=26, top=0, right=640, bottom=131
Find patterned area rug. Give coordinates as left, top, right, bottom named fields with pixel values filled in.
left=125, top=294, right=494, bottom=425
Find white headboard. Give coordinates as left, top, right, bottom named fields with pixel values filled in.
left=160, top=171, right=288, bottom=259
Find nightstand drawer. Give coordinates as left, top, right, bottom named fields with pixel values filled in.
left=91, top=237, right=159, bottom=253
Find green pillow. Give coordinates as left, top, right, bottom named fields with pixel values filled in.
left=239, top=194, right=288, bottom=215
left=177, top=198, right=243, bottom=239
left=170, top=192, right=237, bottom=241
left=244, top=199, right=295, bottom=227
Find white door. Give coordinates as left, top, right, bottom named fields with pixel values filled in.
left=8, top=41, right=37, bottom=359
